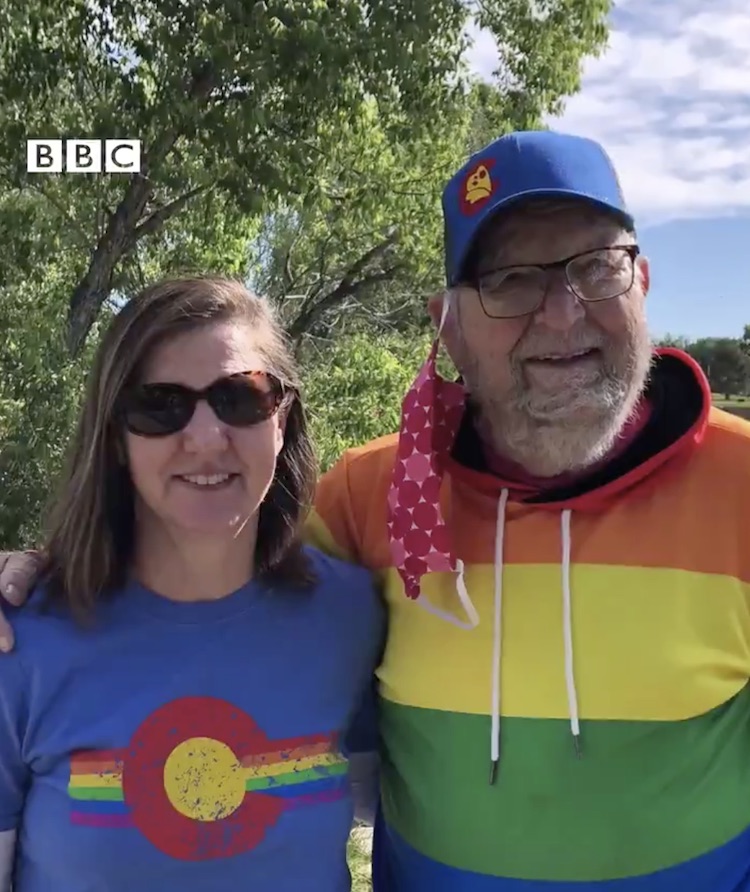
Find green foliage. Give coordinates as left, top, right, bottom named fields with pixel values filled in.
left=654, top=333, right=690, bottom=350
left=301, top=331, right=432, bottom=471
left=253, top=85, right=534, bottom=343
left=475, top=0, right=611, bottom=123
left=688, top=338, right=750, bottom=399
left=657, top=331, right=750, bottom=399
left=0, top=274, right=94, bottom=547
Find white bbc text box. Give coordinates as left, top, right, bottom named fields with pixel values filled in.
left=67, top=139, right=102, bottom=173
left=26, top=139, right=63, bottom=173
left=105, top=140, right=141, bottom=172
left=26, top=139, right=142, bottom=173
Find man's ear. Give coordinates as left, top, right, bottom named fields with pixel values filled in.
left=637, top=255, right=650, bottom=296
left=425, top=289, right=463, bottom=370
left=426, top=292, right=445, bottom=328
left=427, top=290, right=460, bottom=333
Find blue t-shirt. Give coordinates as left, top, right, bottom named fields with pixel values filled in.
left=0, top=548, right=384, bottom=891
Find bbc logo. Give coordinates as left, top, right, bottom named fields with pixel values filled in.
left=26, top=139, right=142, bottom=174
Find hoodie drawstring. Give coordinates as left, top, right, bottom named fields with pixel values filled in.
left=489, top=493, right=581, bottom=785
left=489, top=489, right=509, bottom=784
left=561, top=508, right=582, bottom=757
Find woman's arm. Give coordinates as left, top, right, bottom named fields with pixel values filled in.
left=0, top=830, right=15, bottom=891
left=345, top=675, right=381, bottom=826
left=349, top=751, right=380, bottom=826
left=0, top=645, right=30, bottom=887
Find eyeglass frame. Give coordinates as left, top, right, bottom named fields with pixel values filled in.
left=469, top=244, right=641, bottom=319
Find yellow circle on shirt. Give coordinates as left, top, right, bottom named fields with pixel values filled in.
left=163, top=736, right=245, bottom=821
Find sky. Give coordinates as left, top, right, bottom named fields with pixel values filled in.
left=466, top=0, right=750, bottom=341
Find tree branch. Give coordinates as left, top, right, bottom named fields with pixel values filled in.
left=281, top=227, right=305, bottom=292
left=303, top=229, right=339, bottom=300
left=286, top=230, right=401, bottom=342
left=129, top=183, right=213, bottom=245
left=339, top=228, right=399, bottom=289
left=292, top=268, right=400, bottom=341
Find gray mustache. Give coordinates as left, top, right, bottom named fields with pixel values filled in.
left=515, top=343, right=605, bottom=360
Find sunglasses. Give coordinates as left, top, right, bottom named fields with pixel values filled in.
left=119, top=371, right=287, bottom=437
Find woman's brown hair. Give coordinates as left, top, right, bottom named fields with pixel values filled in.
left=40, top=275, right=318, bottom=619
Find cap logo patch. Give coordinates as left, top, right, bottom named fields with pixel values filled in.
left=460, top=158, right=497, bottom=215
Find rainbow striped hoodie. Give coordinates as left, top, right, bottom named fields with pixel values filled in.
left=308, top=349, right=750, bottom=890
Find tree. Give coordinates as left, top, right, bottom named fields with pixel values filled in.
left=1, top=0, right=612, bottom=355
left=252, top=85, right=513, bottom=348
left=0, top=270, right=99, bottom=547
left=709, top=340, right=750, bottom=398
left=687, top=337, right=750, bottom=399
left=655, top=333, right=690, bottom=350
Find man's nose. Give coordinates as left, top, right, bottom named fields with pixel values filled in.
left=532, top=277, right=586, bottom=331
left=181, top=400, right=229, bottom=451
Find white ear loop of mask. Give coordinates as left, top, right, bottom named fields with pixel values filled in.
left=437, top=290, right=453, bottom=337
left=415, top=287, right=479, bottom=630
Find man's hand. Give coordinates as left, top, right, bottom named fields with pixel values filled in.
left=0, top=551, right=43, bottom=652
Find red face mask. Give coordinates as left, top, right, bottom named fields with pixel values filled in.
left=386, top=297, right=479, bottom=628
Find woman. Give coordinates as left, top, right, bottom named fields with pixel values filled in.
left=0, top=276, right=383, bottom=891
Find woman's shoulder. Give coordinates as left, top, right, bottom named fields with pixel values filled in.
left=302, top=547, right=383, bottom=621
left=303, top=546, right=379, bottom=593
left=299, top=547, right=385, bottom=658
left=0, top=587, right=59, bottom=685
left=2, top=583, right=94, bottom=661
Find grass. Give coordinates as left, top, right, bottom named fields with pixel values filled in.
left=348, top=827, right=373, bottom=891
left=712, top=393, right=749, bottom=408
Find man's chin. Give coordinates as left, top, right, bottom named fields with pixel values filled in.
left=497, top=414, right=623, bottom=476
left=522, top=391, right=621, bottom=425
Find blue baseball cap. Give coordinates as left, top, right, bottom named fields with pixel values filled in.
left=442, top=130, right=634, bottom=286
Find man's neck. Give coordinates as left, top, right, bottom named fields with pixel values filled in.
left=478, top=398, right=652, bottom=494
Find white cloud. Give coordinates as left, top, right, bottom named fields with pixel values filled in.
left=465, top=0, right=750, bottom=226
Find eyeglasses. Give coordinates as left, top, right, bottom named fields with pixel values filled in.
left=118, top=371, right=287, bottom=437
left=474, top=245, right=640, bottom=319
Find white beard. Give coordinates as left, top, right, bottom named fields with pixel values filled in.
left=468, top=344, right=654, bottom=478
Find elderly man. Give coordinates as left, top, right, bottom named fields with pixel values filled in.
left=2, top=131, right=750, bottom=890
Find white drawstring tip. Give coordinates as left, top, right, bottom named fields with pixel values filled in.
left=489, top=759, right=498, bottom=785
left=573, top=734, right=582, bottom=759
left=489, top=490, right=508, bottom=788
